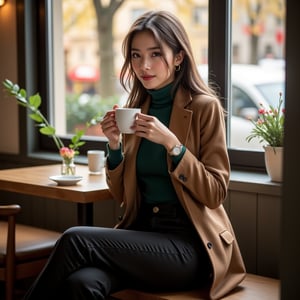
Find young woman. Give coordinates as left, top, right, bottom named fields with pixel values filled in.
left=24, top=10, right=245, bottom=300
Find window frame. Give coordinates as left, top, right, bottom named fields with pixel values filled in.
left=17, top=0, right=266, bottom=171
left=208, top=0, right=265, bottom=171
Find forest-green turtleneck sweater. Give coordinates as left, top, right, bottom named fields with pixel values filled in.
left=107, top=82, right=185, bottom=205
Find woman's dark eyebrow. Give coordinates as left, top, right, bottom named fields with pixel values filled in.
left=131, top=46, right=160, bottom=52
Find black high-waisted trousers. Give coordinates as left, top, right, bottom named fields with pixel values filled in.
left=24, top=203, right=211, bottom=300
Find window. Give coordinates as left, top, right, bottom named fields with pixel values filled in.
left=229, top=0, right=286, bottom=152
left=19, top=0, right=286, bottom=171
left=52, top=0, right=209, bottom=141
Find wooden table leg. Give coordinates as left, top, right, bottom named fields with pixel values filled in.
left=77, top=203, right=93, bottom=226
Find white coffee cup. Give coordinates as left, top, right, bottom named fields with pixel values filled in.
left=115, top=108, right=141, bottom=134
left=87, top=150, right=105, bottom=174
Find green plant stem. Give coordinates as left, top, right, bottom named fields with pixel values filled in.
left=35, top=109, right=64, bottom=150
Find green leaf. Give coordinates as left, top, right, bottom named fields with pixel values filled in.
left=40, top=126, right=56, bottom=135
left=19, top=88, right=27, bottom=98
left=71, top=131, right=84, bottom=143
left=3, top=79, right=13, bottom=89
left=29, top=94, right=42, bottom=109
left=15, top=95, right=27, bottom=105
left=29, top=113, right=43, bottom=123
left=75, top=141, right=85, bottom=147
left=12, top=84, right=20, bottom=93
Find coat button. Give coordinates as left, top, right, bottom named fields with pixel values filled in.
left=178, top=174, right=187, bottom=182
left=207, top=242, right=213, bottom=249
left=153, top=206, right=160, bottom=213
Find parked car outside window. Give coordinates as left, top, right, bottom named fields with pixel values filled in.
left=198, top=63, right=285, bottom=150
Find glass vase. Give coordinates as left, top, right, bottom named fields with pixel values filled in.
left=61, top=157, right=76, bottom=175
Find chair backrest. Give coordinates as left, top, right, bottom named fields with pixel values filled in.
left=0, top=204, right=61, bottom=300
left=0, top=204, right=20, bottom=300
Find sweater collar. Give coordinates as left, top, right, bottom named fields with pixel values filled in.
left=147, top=82, right=174, bottom=108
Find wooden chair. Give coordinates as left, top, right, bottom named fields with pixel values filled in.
left=0, top=204, right=61, bottom=300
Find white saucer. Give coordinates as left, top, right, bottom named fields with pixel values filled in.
left=49, top=175, right=83, bottom=186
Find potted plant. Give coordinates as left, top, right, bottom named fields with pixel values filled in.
left=246, top=93, right=285, bottom=182
left=3, top=79, right=101, bottom=175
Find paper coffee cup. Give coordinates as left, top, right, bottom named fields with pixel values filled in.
left=115, top=108, right=141, bottom=134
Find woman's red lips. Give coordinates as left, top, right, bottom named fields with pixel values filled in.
left=141, top=75, right=154, bottom=80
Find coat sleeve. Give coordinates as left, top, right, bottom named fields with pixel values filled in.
left=170, top=95, right=230, bottom=209
left=105, top=158, right=125, bottom=205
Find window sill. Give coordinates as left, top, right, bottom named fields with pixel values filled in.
left=230, top=170, right=282, bottom=196
left=0, top=153, right=282, bottom=197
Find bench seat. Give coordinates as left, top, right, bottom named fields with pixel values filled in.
left=111, top=273, right=279, bottom=300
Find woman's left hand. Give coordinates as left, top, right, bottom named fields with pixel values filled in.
left=134, top=113, right=180, bottom=151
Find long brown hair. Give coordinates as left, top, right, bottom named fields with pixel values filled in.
left=120, top=10, right=217, bottom=107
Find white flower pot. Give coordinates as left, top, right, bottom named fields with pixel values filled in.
left=264, top=146, right=283, bottom=182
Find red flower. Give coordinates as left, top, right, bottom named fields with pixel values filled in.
left=246, top=93, right=285, bottom=147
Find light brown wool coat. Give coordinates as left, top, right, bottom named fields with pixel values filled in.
left=105, top=87, right=246, bottom=299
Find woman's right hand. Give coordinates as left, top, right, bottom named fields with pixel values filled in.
left=100, top=105, right=121, bottom=149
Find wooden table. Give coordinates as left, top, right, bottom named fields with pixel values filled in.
left=0, top=164, right=112, bottom=226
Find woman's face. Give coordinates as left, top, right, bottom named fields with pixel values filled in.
left=130, top=30, right=183, bottom=90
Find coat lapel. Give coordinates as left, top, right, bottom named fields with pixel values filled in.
left=138, top=87, right=193, bottom=146
left=136, top=87, right=193, bottom=147
left=169, top=87, right=193, bottom=145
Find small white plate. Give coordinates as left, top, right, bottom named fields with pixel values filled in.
left=49, top=175, right=83, bottom=186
